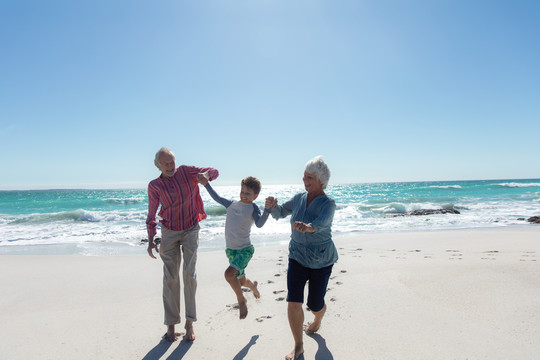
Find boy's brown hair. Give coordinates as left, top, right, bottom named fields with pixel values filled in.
left=241, top=176, right=262, bottom=195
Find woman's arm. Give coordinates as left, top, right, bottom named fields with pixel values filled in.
left=308, top=198, right=336, bottom=232
left=270, top=196, right=295, bottom=220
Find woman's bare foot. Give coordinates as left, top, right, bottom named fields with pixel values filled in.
left=285, top=344, right=304, bottom=360
left=304, top=321, right=320, bottom=334
left=184, top=321, right=196, bottom=341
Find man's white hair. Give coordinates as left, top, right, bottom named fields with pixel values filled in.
left=154, top=147, right=176, bottom=167
left=305, top=155, right=331, bottom=189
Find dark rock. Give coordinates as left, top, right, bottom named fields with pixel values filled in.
left=517, top=218, right=525, bottom=221
left=388, top=209, right=460, bottom=217
left=527, top=216, right=540, bottom=224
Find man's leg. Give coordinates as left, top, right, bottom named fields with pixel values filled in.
left=159, top=227, right=182, bottom=341
left=180, top=224, right=199, bottom=341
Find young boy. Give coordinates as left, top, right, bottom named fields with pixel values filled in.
left=197, top=173, right=273, bottom=319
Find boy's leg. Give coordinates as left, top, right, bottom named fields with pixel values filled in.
left=225, top=266, right=248, bottom=319
left=239, top=276, right=260, bottom=299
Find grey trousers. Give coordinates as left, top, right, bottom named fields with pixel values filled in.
left=159, top=223, right=200, bottom=325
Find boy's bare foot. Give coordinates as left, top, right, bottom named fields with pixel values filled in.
left=239, top=300, right=248, bottom=319
left=184, top=321, right=196, bottom=341
left=285, top=345, right=304, bottom=360
left=251, top=281, right=260, bottom=299
left=304, top=321, right=320, bottom=334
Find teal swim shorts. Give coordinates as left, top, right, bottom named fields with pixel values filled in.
left=225, top=245, right=255, bottom=279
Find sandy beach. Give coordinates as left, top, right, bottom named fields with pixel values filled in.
left=1, top=227, right=539, bottom=359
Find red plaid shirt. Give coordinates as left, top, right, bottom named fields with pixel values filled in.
left=146, top=165, right=219, bottom=240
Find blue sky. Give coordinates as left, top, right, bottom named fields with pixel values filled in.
left=1, top=0, right=539, bottom=190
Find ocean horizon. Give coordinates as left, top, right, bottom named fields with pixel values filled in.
left=1, top=178, right=539, bottom=255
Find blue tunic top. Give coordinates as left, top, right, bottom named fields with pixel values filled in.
left=271, top=192, right=338, bottom=269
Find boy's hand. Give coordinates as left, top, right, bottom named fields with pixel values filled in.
left=265, top=196, right=277, bottom=210
left=197, top=172, right=209, bottom=185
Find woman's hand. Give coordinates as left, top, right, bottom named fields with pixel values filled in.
left=293, top=221, right=316, bottom=233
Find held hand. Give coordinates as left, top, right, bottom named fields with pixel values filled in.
left=197, top=172, right=209, bottom=185
left=265, top=196, right=277, bottom=210
left=293, top=221, right=316, bottom=233
left=147, top=239, right=159, bottom=259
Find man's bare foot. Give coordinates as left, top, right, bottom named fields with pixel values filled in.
left=184, top=322, right=196, bottom=341
left=285, top=345, right=304, bottom=360
left=251, top=281, right=260, bottom=299
left=239, top=300, right=248, bottom=319
left=304, top=321, right=320, bottom=334
left=163, top=325, right=182, bottom=342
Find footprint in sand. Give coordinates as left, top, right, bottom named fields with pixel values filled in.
left=273, top=290, right=286, bottom=294
left=447, top=249, right=463, bottom=260
left=520, top=252, right=537, bottom=261
left=256, top=315, right=272, bottom=322
left=275, top=297, right=285, bottom=301
left=481, top=250, right=499, bottom=260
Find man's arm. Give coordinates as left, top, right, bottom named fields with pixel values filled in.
left=146, top=183, right=160, bottom=259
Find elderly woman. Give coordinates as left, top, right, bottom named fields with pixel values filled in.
left=146, top=147, right=219, bottom=342
left=267, top=156, right=338, bottom=360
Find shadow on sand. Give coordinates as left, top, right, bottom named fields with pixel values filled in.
left=142, top=337, right=193, bottom=360
left=307, top=333, right=334, bottom=360
left=233, top=335, right=260, bottom=360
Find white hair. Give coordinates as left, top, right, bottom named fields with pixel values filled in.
left=305, top=155, right=331, bottom=189
left=154, top=147, right=175, bottom=167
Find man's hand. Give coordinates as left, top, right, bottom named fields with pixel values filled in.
left=147, top=238, right=159, bottom=259
left=197, top=172, right=209, bottom=185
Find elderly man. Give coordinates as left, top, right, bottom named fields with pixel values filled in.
left=146, top=147, right=219, bottom=342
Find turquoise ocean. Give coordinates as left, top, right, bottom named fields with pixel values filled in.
left=1, top=179, right=539, bottom=255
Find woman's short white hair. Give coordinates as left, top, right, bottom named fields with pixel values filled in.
left=305, top=155, right=331, bottom=189
left=154, top=147, right=175, bottom=167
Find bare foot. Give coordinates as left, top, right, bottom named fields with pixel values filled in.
left=304, top=321, right=320, bottom=334
left=285, top=345, right=304, bottom=360
left=184, top=322, right=196, bottom=341
left=251, top=281, right=260, bottom=299
left=239, top=300, right=248, bottom=319
left=163, top=325, right=182, bottom=342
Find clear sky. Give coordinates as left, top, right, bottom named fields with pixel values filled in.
left=1, top=0, right=539, bottom=190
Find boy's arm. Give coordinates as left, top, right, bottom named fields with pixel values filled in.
left=203, top=182, right=233, bottom=208
left=252, top=204, right=271, bottom=228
